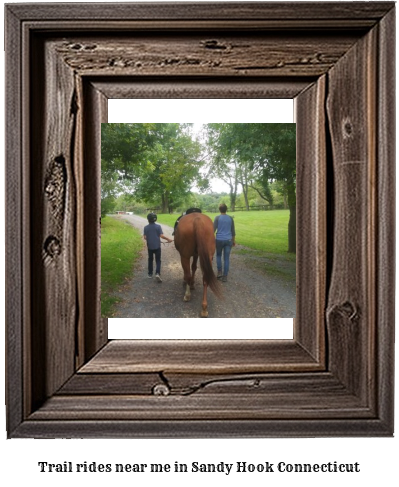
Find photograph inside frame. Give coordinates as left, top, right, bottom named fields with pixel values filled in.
left=101, top=100, right=296, bottom=337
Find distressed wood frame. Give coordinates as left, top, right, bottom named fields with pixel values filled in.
left=5, top=2, right=395, bottom=438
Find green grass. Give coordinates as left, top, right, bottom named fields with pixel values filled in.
left=228, top=210, right=293, bottom=255
left=101, top=216, right=143, bottom=317
left=156, top=210, right=293, bottom=256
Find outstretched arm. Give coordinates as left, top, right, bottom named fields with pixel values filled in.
left=160, top=234, right=173, bottom=243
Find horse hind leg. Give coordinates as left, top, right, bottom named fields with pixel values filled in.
left=184, top=283, right=191, bottom=302
left=181, top=257, right=192, bottom=302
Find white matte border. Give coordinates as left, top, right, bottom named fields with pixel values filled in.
left=108, top=98, right=294, bottom=123
left=108, top=318, right=294, bottom=339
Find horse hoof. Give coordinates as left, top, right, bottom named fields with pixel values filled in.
left=183, top=296, right=191, bottom=302
left=200, top=310, right=208, bottom=318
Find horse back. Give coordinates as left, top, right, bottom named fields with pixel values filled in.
left=174, top=213, right=215, bottom=256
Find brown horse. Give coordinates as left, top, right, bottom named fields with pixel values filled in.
left=174, top=212, right=222, bottom=317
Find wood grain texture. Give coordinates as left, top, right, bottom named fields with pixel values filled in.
left=92, top=74, right=326, bottom=371
left=7, top=2, right=394, bottom=22
left=79, top=340, right=321, bottom=374
left=5, top=5, right=24, bottom=436
left=35, top=371, right=374, bottom=422
left=375, top=6, right=395, bottom=431
left=60, top=371, right=359, bottom=398
left=58, top=372, right=163, bottom=396
left=14, top=418, right=390, bottom=439
left=91, top=79, right=311, bottom=100
left=54, top=34, right=360, bottom=78
left=29, top=392, right=371, bottom=421
left=326, top=26, right=377, bottom=405
left=5, top=2, right=395, bottom=438
left=30, top=37, right=78, bottom=408
left=81, top=81, right=108, bottom=363
left=295, top=75, right=326, bottom=363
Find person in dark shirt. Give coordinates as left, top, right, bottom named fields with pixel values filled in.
left=143, top=213, right=173, bottom=282
left=213, top=203, right=236, bottom=282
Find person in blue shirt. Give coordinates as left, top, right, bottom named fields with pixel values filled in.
left=143, top=213, right=173, bottom=282
left=213, top=203, right=236, bottom=282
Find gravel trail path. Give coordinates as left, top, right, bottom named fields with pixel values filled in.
left=111, top=214, right=296, bottom=319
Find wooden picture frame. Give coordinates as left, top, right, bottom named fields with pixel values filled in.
left=5, top=2, right=395, bottom=438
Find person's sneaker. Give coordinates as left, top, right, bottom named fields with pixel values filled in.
left=222, top=275, right=227, bottom=282
left=155, top=274, right=162, bottom=282
left=148, top=274, right=153, bottom=278
left=217, top=271, right=223, bottom=280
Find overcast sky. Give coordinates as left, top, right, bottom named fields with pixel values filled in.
left=108, top=99, right=295, bottom=194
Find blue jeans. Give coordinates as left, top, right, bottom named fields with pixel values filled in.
left=216, top=239, right=233, bottom=276
left=148, top=247, right=161, bottom=275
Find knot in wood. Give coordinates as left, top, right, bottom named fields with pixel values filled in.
left=45, top=156, right=66, bottom=219
left=152, top=383, right=170, bottom=396
left=45, top=181, right=56, bottom=197
left=44, top=236, right=61, bottom=257
left=328, top=301, right=358, bottom=323
left=201, top=40, right=227, bottom=50
left=339, top=301, right=358, bottom=321
left=343, top=119, right=353, bottom=137
left=83, top=44, right=97, bottom=51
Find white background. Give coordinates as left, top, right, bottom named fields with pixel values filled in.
left=108, top=98, right=295, bottom=339
left=1, top=1, right=397, bottom=486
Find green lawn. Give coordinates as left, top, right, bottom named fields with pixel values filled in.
left=156, top=210, right=293, bottom=256
left=101, top=216, right=143, bottom=317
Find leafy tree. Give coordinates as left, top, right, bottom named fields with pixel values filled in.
left=101, top=123, right=154, bottom=185
left=205, top=123, right=296, bottom=252
left=101, top=123, right=204, bottom=214
left=189, top=192, right=228, bottom=213
left=133, top=124, right=203, bottom=213
left=270, top=180, right=289, bottom=209
left=206, top=124, right=274, bottom=211
left=205, top=124, right=241, bottom=210
left=101, top=196, right=116, bottom=217
left=244, top=124, right=296, bottom=253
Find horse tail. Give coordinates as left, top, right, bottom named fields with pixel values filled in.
left=193, top=217, right=222, bottom=299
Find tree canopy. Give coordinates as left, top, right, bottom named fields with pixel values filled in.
left=101, top=122, right=296, bottom=252
left=101, top=123, right=204, bottom=214
left=205, top=123, right=296, bottom=252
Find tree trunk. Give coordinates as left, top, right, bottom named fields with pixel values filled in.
left=239, top=163, right=251, bottom=210
left=230, top=190, right=236, bottom=211
left=283, top=193, right=288, bottom=209
left=240, top=175, right=249, bottom=210
left=243, top=187, right=250, bottom=210
left=228, top=176, right=238, bottom=211
left=161, top=193, right=168, bottom=214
